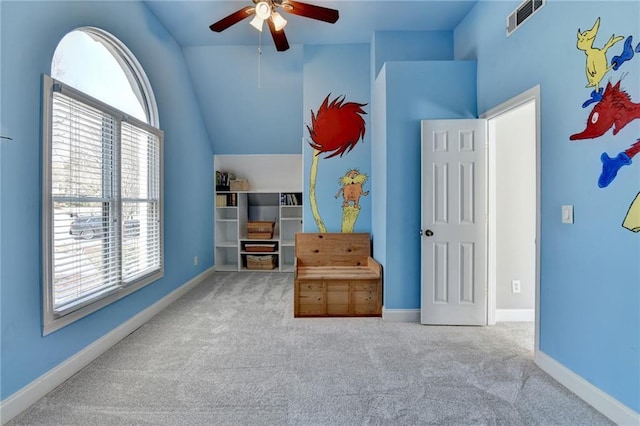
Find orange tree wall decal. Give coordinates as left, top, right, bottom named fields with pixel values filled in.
left=306, top=94, right=367, bottom=232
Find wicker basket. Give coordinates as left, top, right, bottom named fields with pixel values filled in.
left=245, top=243, right=277, bottom=252
left=247, top=221, right=275, bottom=239
left=230, top=179, right=250, bottom=191
left=246, top=254, right=277, bottom=270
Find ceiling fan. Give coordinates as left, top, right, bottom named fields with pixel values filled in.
left=209, top=0, right=339, bottom=52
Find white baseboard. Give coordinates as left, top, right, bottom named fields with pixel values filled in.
left=0, top=267, right=215, bottom=425
left=535, top=350, right=640, bottom=425
left=382, top=308, right=421, bottom=322
left=495, top=308, right=535, bottom=322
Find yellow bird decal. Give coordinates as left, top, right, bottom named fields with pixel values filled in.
left=577, top=17, right=624, bottom=92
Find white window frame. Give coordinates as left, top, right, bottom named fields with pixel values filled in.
left=41, top=74, right=164, bottom=335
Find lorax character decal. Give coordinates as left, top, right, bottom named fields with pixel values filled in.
left=335, top=169, right=369, bottom=209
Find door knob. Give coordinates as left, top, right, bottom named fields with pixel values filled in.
left=425, top=229, right=434, bottom=237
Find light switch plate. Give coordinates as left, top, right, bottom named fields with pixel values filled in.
left=562, top=205, right=573, bottom=224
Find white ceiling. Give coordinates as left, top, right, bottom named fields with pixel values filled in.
left=144, top=0, right=479, bottom=48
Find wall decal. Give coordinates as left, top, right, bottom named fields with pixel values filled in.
left=571, top=81, right=640, bottom=141
left=576, top=17, right=624, bottom=92
left=622, top=192, right=640, bottom=232
left=306, top=94, right=367, bottom=232
left=573, top=18, right=640, bottom=233
left=582, top=89, right=603, bottom=109
left=611, top=35, right=637, bottom=71
left=335, top=169, right=369, bottom=232
left=571, top=81, right=640, bottom=187
left=599, top=139, right=640, bottom=188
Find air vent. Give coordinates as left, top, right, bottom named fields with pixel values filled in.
left=507, top=0, right=545, bottom=36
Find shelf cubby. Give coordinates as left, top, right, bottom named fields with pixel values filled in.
left=214, top=155, right=302, bottom=272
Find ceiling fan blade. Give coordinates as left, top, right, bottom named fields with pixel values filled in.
left=210, top=6, right=255, bottom=32
left=281, top=0, right=339, bottom=23
left=267, top=19, right=290, bottom=51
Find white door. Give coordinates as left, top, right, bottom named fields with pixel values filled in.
left=421, top=119, right=487, bottom=325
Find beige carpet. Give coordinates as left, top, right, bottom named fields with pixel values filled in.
left=8, top=271, right=612, bottom=425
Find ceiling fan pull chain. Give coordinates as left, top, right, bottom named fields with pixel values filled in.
left=258, top=30, right=262, bottom=89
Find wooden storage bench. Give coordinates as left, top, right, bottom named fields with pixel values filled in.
left=294, top=233, right=382, bottom=317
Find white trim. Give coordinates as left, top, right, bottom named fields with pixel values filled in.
left=41, top=75, right=165, bottom=336
left=382, top=308, right=421, bottom=322
left=535, top=351, right=640, bottom=425
left=0, top=267, right=215, bottom=425
left=481, top=86, right=541, bottom=120
left=486, top=117, right=497, bottom=327
left=495, top=308, right=534, bottom=322
left=481, top=85, right=541, bottom=356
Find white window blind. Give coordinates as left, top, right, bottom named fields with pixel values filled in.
left=43, top=75, right=163, bottom=334
left=120, top=121, right=162, bottom=283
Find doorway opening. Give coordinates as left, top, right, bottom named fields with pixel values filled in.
left=482, top=86, right=540, bottom=356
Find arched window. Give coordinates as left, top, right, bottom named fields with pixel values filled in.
left=42, top=28, right=163, bottom=335
left=51, top=27, right=158, bottom=125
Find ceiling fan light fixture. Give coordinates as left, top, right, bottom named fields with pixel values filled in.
left=249, top=15, right=264, bottom=31
left=250, top=1, right=271, bottom=31
left=271, top=11, right=287, bottom=31
left=255, top=2, right=271, bottom=19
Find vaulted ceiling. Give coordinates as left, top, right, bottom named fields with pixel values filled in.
left=144, top=0, right=479, bottom=48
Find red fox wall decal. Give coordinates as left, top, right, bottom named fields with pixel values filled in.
left=570, top=81, right=640, bottom=141
left=570, top=80, right=640, bottom=188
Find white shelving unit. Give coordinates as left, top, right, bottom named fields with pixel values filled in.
left=279, top=200, right=303, bottom=272
left=214, top=155, right=302, bottom=272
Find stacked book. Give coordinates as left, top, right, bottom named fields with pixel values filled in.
left=280, top=193, right=301, bottom=205
left=216, top=193, right=237, bottom=206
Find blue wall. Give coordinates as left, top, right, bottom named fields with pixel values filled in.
left=371, top=65, right=388, bottom=268
left=457, top=0, right=639, bottom=412
left=371, top=31, right=454, bottom=81
left=0, top=1, right=213, bottom=400
left=302, top=44, right=372, bottom=233
left=376, top=60, right=477, bottom=310
left=182, top=45, right=304, bottom=155
left=370, top=30, right=458, bottom=287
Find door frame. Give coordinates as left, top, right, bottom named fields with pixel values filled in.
left=480, top=85, right=541, bottom=355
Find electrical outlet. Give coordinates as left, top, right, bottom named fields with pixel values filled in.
left=194, top=256, right=199, bottom=266
left=511, top=280, right=521, bottom=293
